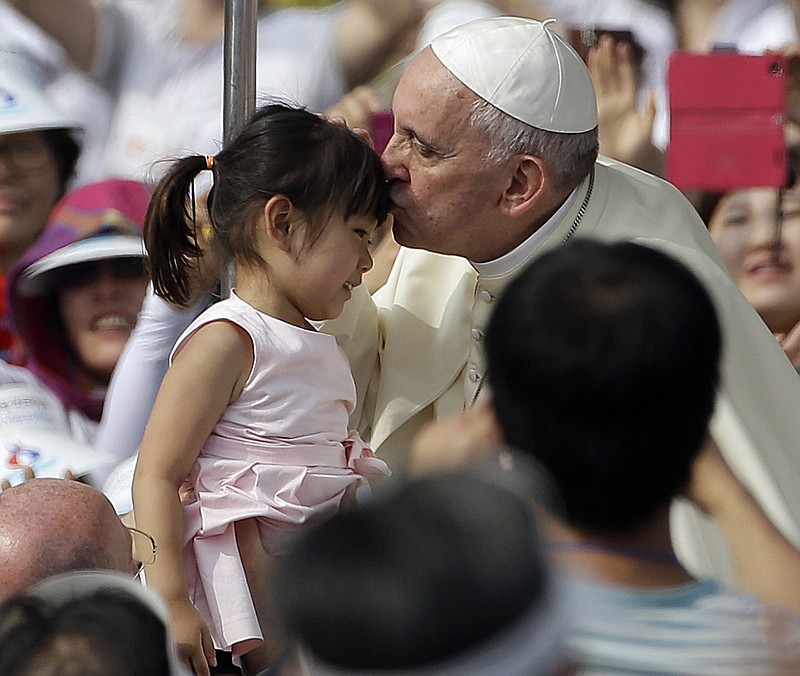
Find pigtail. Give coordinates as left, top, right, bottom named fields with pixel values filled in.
left=144, top=155, right=208, bottom=307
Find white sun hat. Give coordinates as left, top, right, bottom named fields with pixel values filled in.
left=430, top=17, right=598, bottom=133
left=16, top=233, right=145, bottom=297
left=0, top=46, right=82, bottom=135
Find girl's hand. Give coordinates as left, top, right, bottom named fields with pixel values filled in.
left=324, top=85, right=381, bottom=132
left=168, top=598, right=217, bottom=676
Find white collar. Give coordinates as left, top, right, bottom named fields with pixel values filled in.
left=472, top=187, right=578, bottom=279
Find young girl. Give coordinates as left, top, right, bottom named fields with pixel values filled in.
left=132, top=104, right=391, bottom=676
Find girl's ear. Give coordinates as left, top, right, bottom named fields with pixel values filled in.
left=263, top=195, right=295, bottom=251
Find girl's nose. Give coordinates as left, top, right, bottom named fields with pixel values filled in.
left=359, top=245, right=374, bottom=273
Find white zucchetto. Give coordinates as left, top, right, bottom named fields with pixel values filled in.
left=431, top=17, right=598, bottom=133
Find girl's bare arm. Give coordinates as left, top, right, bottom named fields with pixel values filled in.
left=133, top=320, right=252, bottom=675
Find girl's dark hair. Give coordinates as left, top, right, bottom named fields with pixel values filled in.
left=146, top=103, right=390, bottom=307
left=42, top=129, right=81, bottom=197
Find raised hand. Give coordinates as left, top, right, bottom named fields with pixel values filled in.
left=588, top=35, right=662, bottom=176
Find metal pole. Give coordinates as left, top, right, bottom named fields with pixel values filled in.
left=221, top=0, right=257, bottom=296
left=223, top=0, right=258, bottom=142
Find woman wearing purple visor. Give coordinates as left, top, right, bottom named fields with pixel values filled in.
left=0, top=179, right=149, bottom=486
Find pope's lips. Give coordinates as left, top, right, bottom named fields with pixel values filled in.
left=388, top=200, right=408, bottom=226
left=388, top=184, right=405, bottom=209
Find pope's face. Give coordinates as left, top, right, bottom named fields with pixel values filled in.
left=381, top=48, right=511, bottom=263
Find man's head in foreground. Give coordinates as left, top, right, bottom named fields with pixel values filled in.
left=0, top=479, right=137, bottom=600
left=486, top=239, right=722, bottom=534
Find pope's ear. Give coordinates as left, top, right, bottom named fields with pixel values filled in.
left=499, top=155, right=547, bottom=218
left=263, top=195, right=294, bottom=251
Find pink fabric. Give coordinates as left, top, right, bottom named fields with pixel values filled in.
left=174, top=293, right=389, bottom=655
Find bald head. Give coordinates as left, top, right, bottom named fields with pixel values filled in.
left=0, top=479, right=136, bottom=600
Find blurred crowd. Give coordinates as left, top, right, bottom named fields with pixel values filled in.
left=2, top=1, right=800, bottom=675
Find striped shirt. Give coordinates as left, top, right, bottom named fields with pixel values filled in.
left=561, top=576, right=800, bottom=675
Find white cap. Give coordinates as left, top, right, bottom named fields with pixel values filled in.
left=16, top=234, right=145, bottom=297
left=0, top=383, right=114, bottom=485
left=430, top=17, right=598, bottom=133
left=0, top=47, right=82, bottom=135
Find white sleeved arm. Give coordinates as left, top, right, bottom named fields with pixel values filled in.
left=93, top=285, right=208, bottom=484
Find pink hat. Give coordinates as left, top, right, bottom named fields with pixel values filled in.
left=14, top=179, right=150, bottom=297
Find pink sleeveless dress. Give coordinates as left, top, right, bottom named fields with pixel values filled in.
left=172, top=292, right=390, bottom=655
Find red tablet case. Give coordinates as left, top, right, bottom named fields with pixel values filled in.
left=667, top=51, right=787, bottom=191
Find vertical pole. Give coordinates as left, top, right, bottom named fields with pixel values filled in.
left=221, top=0, right=257, bottom=296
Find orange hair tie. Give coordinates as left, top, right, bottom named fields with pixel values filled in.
left=205, top=155, right=215, bottom=171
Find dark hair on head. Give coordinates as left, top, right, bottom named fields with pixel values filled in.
left=145, top=103, right=390, bottom=307
left=274, top=468, right=550, bottom=671
left=0, top=591, right=171, bottom=675
left=486, top=240, right=722, bottom=534
left=42, top=129, right=81, bottom=197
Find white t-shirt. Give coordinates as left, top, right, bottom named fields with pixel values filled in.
left=89, top=1, right=348, bottom=181
left=738, top=4, right=799, bottom=54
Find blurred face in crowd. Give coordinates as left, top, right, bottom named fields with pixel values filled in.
left=708, top=184, right=800, bottom=335
left=0, top=131, right=62, bottom=273
left=58, top=259, right=148, bottom=383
